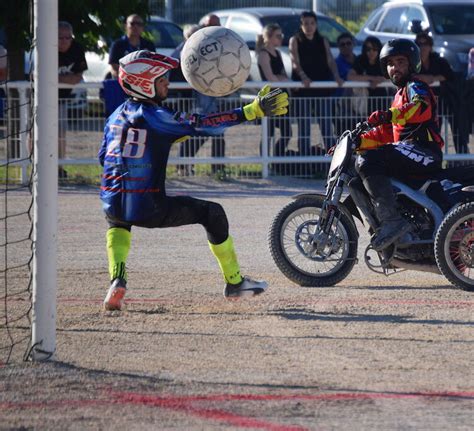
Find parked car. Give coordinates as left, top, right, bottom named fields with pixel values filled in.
left=202, top=7, right=357, bottom=81
left=356, top=0, right=474, bottom=74
left=83, top=15, right=184, bottom=83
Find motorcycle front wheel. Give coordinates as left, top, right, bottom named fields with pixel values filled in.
left=268, top=196, right=358, bottom=287
left=435, top=202, right=474, bottom=292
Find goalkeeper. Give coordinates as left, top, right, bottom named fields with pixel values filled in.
left=99, top=50, right=288, bottom=311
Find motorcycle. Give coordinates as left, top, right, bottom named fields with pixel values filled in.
left=268, top=122, right=474, bottom=292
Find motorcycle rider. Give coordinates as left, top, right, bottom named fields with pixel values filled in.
left=356, top=38, right=444, bottom=251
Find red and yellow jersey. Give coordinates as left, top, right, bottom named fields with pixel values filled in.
left=360, top=80, right=444, bottom=151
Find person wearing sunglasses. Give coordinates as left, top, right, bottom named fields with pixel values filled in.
left=58, top=21, right=88, bottom=179
left=256, top=23, right=292, bottom=174
left=348, top=36, right=389, bottom=117
left=108, top=14, right=155, bottom=79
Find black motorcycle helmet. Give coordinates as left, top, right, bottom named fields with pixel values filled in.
left=379, top=38, right=421, bottom=79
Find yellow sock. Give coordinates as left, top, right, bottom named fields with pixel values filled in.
left=208, top=236, right=243, bottom=285
left=106, top=227, right=131, bottom=281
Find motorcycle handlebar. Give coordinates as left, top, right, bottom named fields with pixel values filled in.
left=350, top=122, right=371, bottom=149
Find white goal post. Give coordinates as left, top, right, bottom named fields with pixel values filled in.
left=31, top=0, right=58, bottom=361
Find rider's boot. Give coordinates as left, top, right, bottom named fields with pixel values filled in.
left=363, top=175, right=411, bottom=251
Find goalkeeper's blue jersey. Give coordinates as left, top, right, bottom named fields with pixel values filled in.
left=99, top=99, right=245, bottom=222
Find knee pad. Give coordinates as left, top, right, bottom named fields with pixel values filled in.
left=206, top=202, right=229, bottom=244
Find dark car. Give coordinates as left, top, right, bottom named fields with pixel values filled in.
left=203, top=7, right=356, bottom=81
left=356, top=0, right=474, bottom=74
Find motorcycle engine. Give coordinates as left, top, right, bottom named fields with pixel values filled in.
left=395, top=196, right=435, bottom=261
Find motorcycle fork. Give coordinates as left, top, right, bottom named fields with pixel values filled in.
left=313, top=176, right=347, bottom=252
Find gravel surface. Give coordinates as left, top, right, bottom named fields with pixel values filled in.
left=1, top=177, right=473, bottom=430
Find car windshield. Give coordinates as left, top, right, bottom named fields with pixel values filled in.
left=427, top=4, right=474, bottom=35
left=144, top=21, right=183, bottom=48
left=260, top=15, right=349, bottom=47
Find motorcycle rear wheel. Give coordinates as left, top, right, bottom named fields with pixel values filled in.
left=268, top=196, right=358, bottom=287
left=434, top=202, right=474, bottom=292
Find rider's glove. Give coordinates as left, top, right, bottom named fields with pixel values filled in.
left=243, top=85, right=289, bottom=121
left=367, top=110, right=392, bottom=127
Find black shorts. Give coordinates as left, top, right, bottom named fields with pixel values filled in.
left=106, top=195, right=229, bottom=244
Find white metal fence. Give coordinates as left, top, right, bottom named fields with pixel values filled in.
left=1, top=80, right=473, bottom=183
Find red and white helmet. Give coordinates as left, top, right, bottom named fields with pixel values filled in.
left=118, top=50, right=179, bottom=99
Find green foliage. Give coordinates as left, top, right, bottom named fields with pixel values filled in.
left=58, top=0, right=150, bottom=53
left=0, top=1, right=32, bottom=50
left=0, top=0, right=151, bottom=54
left=329, top=13, right=371, bottom=36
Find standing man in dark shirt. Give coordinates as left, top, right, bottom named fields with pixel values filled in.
left=413, top=32, right=468, bottom=154
left=58, top=21, right=88, bottom=178
left=108, top=14, right=155, bottom=79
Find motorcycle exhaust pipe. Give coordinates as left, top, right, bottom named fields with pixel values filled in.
left=391, top=258, right=441, bottom=275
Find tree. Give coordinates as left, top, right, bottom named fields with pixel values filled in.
left=0, top=0, right=151, bottom=80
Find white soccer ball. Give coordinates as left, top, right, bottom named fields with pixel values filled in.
left=181, top=26, right=251, bottom=97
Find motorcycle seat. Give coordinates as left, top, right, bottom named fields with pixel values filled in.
left=433, top=164, right=474, bottom=184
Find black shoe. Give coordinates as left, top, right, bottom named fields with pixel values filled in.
left=371, top=219, right=411, bottom=251
left=224, top=276, right=268, bottom=299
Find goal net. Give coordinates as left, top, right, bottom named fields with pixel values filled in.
left=0, top=0, right=58, bottom=364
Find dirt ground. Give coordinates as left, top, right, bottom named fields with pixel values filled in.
left=1, top=177, right=473, bottom=430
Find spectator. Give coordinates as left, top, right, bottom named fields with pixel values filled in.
left=413, top=32, right=468, bottom=154
left=182, top=13, right=226, bottom=176
left=169, top=24, right=200, bottom=91
left=468, top=48, right=474, bottom=138
left=58, top=21, right=88, bottom=179
left=289, top=11, right=343, bottom=156
left=347, top=36, right=389, bottom=117
left=0, top=44, right=7, bottom=81
left=169, top=23, right=205, bottom=176
left=334, top=32, right=356, bottom=135
left=0, top=45, right=7, bottom=119
left=256, top=23, right=292, bottom=169
left=108, top=14, right=155, bottom=79
left=468, top=47, right=474, bottom=80
left=199, top=13, right=221, bottom=27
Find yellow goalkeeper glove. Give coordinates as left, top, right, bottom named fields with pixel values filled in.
left=243, top=85, right=289, bottom=121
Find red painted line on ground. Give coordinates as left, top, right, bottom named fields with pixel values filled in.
left=112, top=391, right=307, bottom=431
left=297, top=298, right=474, bottom=308
left=56, top=297, right=474, bottom=308
left=3, top=390, right=474, bottom=430
left=112, top=390, right=474, bottom=403
left=5, top=296, right=474, bottom=308
left=56, top=298, right=168, bottom=304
